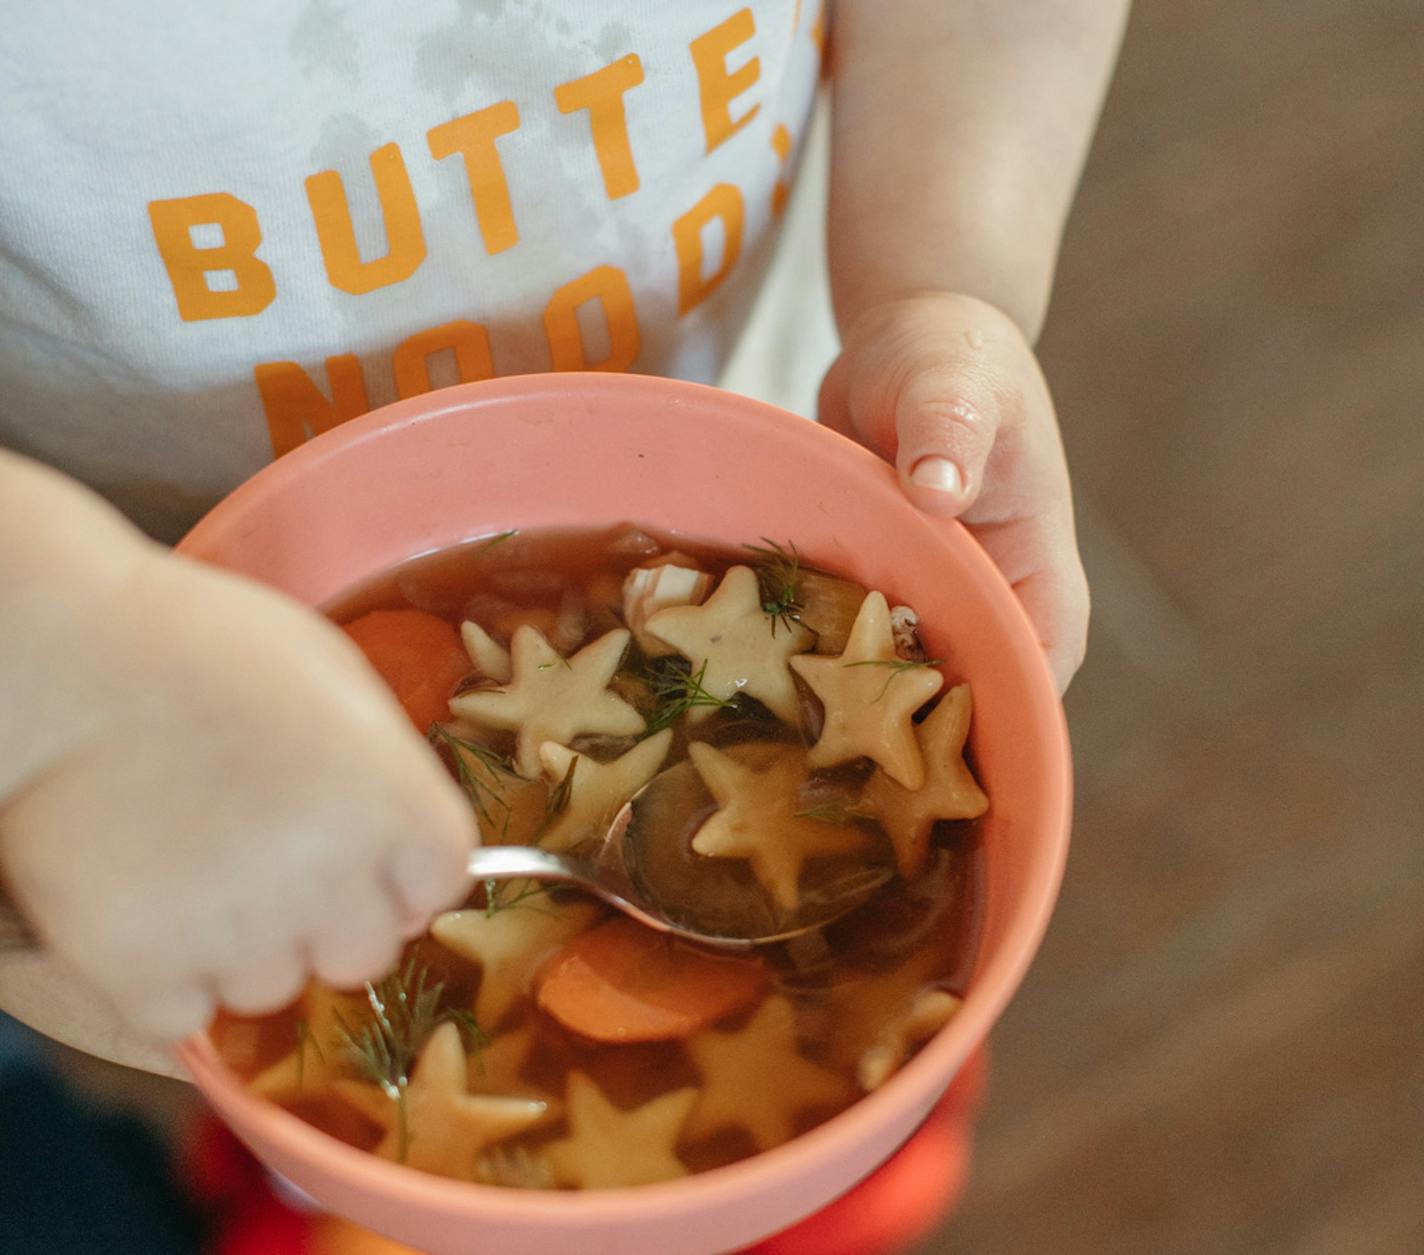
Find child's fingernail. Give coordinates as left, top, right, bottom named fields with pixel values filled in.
left=909, top=456, right=964, bottom=495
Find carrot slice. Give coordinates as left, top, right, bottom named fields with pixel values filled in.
left=342, top=609, right=471, bottom=732
left=535, top=918, right=767, bottom=1043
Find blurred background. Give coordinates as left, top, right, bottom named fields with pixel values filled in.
left=8, top=2, right=1421, bottom=1253
left=921, top=1, right=1424, bottom=1251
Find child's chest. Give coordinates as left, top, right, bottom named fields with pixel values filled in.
left=0, top=1, right=824, bottom=511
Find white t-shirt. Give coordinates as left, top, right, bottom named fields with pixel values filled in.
left=0, top=1, right=824, bottom=539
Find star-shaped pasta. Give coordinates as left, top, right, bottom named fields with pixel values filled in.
left=856, top=987, right=962, bottom=1091
left=465, top=1026, right=537, bottom=1096
left=460, top=619, right=512, bottom=683
left=334, top=1022, right=549, bottom=1179
left=825, top=950, right=938, bottom=1071
left=536, top=729, right=673, bottom=853
left=450, top=626, right=642, bottom=776
left=645, top=565, right=814, bottom=725
left=685, top=997, right=851, bottom=1151
left=790, top=592, right=943, bottom=788
left=688, top=743, right=868, bottom=912
left=431, top=899, right=601, bottom=1030
left=545, top=1071, right=698, bottom=1188
left=860, top=684, right=988, bottom=877
left=249, top=983, right=368, bottom=1105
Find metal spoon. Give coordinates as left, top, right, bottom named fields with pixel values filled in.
left=466, top=841, right=890, bottom=950
left=0, top=779, right=890, bottom=954
left=468, top=760, right=894, bottom=949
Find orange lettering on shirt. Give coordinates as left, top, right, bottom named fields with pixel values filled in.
left=305, top=142, right=426, bottom=295
left=255, top=356, right=370, bottom=458
left=553, top=55, right=646, bottom=201
left=811, top=0, right=827, bottom=53
left=392, top=320, right=496, bottom=398
left=770, top=124, right=793, bottom=216
left=543, top=264, right=641, bottom=371
left=147, top=193, right=276, bottom=322
left=690, top=8, right=761, bottom=154
left=672, top=183, right=744, bottom=315
left=427, top=102, right=522, bottom=255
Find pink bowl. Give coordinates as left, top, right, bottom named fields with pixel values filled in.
left=175, top=373, right=1071, bottom=1255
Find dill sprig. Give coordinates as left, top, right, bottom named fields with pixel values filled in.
left=293, top=1017, right=323, bottom=1091
left=478, top=529, right=519, bottom=551
left=429, top=725, right=519, bottom=832
left=641, top=658, right=734, bottom=734
left=483, top=877, right=555, bottom=918
left=334, top=960, right=490, bottom=1163
left=793, top=801, right=863, bottom=826
left=533, top=755, right=579, bottom=841
left=843, top=657, right=944, bottom=701
left=744, top=538, right=804, bottom=632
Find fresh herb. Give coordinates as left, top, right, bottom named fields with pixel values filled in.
left=334, top=960, right=489, bottom=1163
left=483, top=878, right=555, bottom=918
left=794, top=801, right=863, bottom=826
left=533, top=755, right=579, bottom=840
left=478, top=529, right=519, bottom=551
left=745, top=538, right=803, bottom=632
left=428, top=725, right=518, bottom=831
left=293, top=1017, right=323, bottom=1091
left=641, top=658, right=734, bottom=734
left=843, top=658, right=945, bottom=702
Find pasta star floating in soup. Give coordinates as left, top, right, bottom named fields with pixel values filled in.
left=212, top=526, right=990, bottom=1192
left=791, top=591, right=944, bottom=788
left=861, top=683, right=989, bottom=877
left=432, top=897, right=601, bottom=1029
left=546, top=1072, right=698, bottom=1189
left=685, top=997, right=851, bottom=1152
left=465, top=1026, right=539, bottom=1097
left=452, top=625, right=642, bottom=776
left=687, top=742, right=869, bottom=911
left=646, top=565, right=814, bottom=724
left=334, top=1023, right=551, bottom=1178
left=535, top=730, right=673, bottom=853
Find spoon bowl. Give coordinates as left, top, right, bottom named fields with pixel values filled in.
left=469, top=769, right=894, bottom=948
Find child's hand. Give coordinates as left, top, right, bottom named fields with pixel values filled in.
left=0, top=543, right=474, bottom=1044
left=819, top=293, right=1089, bottom=692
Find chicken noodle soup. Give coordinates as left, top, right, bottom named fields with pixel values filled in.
left=212, top=526, right=988, bottom=1189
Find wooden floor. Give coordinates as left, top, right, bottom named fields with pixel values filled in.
left=919, top=3, right=1424, bottom=1253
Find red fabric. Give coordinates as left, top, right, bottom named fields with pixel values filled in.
left=185, top=1050, right=986, bottom=1255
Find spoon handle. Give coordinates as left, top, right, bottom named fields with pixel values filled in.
left=465, top=845, right=717, bottom=943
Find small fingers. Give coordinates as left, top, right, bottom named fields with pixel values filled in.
left=128, top=980, right=216, bottom=1042
left=974, top=514, right=1091, bottom=695
left=893, top=371, right=1002, bottom=518
left=307, top=891, right=405, bottom=989
left=387, top=828, right=472, bottom=923
left=215, top=942, right=309, bottom=1017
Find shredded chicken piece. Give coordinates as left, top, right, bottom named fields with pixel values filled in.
left=889, top=605, right=925, bottom=661
left=623, top=561, right=713, bottom=655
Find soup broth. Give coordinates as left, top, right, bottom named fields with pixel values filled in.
left=212, top=525, right=986, bottom=1190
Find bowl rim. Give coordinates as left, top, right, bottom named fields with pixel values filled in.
left=177, top=371, right=1072, bottom=1222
